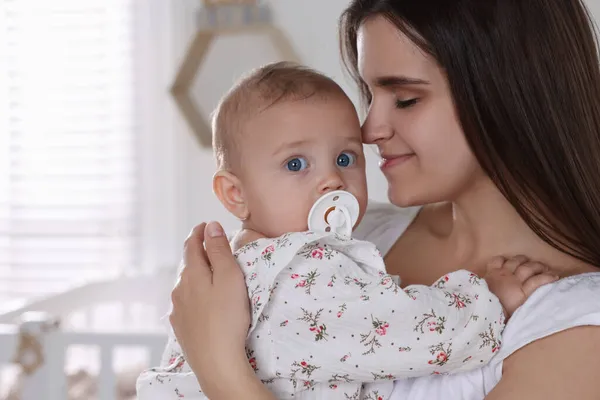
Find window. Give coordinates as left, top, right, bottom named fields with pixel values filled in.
left=0, top=0, right=145, bottom=311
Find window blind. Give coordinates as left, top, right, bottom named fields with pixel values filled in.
left=0, top=0, right=139, bottom=310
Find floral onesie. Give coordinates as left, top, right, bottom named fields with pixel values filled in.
left=137, top=231, right=505, bottom=400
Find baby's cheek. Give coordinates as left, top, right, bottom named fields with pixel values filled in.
left=257, top=199, right=308, bottom=236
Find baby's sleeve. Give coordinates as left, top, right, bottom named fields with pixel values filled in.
left=264, top=263, right=505, bottom=384
left=136, top=335, right=209, bottom=400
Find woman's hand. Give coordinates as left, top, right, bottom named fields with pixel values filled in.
left=169, top=222, right=260, bottom=398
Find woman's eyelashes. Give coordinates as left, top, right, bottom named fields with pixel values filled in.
left=395, top=98, right=419, bottom=109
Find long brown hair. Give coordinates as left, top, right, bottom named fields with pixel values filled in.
left=340, top=0, right=600, bottom=267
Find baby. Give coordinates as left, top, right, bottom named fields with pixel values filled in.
left=137, top=62, right=552, bottom=400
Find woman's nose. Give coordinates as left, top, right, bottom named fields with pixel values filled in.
left=361, top=106, right=394, bottom=145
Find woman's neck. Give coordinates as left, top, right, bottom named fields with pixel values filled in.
left=436, top=179, right=593, bottom=276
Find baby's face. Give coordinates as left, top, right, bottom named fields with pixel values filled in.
left=238, top=95, right=368, bottom=238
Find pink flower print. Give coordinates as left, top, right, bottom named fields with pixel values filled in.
left=381, top=278, right=391, bottom=286
left=327, top=274, right=336, bottom=287
left=253, top=296, right=260, bottom=306
left=360, top=317, right=388, bottom=355
left=166, top=355, right=186, bottom=372
left=468, top=273, right=482, bottom=285
left=444, top=275, right=449, bottom=282
left=429, top=352, right=448, bottom=364
left=280, top=320, right=289, bottom=327
left=293, top=270, right=320, bottom=294
left=428, top=321, right=438, bottom=332
left=248, top=357, right=258, bottom=372
left=375, top=323, right=389, bottom=336
left=290, top=360, right=320, bottom=383
left=298, top=308, right=328, bottom=340
left=445, top=292, right=472, bottom=309
left=261, top=244, right=274, bottom=255
left=427, top=343, right=452, bottom=366
left=311, top=247, right=324, bottom=259
left=372, top=372, right=395, bottom=380
left=492, top=345, right=500, bottom=353
left=404, top=288, right=418, bottom=300
left=337, top=311, right=343, bottom=318
left=340, top=354, right=350, bottom=362
left=260, top=244, right=275, bottom=265
left=309, top=324, right=326, bottom=335
left=329, top=384, right=338, bottom=389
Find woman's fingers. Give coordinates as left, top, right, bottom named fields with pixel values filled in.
left=204, top=222, right=240, bottom=283
left=183, top=222, right=212, bottom=283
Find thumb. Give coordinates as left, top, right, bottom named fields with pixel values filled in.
left=204, top=221, right=236, bottom=270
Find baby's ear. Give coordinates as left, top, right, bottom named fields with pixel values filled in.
left=213, top=170, right=249, bottom=220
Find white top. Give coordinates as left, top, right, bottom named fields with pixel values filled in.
left=354, top=201, right=600, bottom=399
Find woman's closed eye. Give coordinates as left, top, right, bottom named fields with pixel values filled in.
left=395, top=98, right=419, bottom=109
left=285, top=156, right=308, bottom=172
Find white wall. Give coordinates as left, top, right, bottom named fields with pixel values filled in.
left=589, top=0, right=600, bottom=22
left=164, top=0, right=600, bottom=255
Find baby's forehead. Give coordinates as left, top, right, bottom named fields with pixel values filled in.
left=244, top=96, right=360, bottom=140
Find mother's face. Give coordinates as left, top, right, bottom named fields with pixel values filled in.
left=357, top=16, right=482, bottom=207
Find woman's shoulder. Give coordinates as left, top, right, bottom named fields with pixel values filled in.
left=353, top=200, right=421, bottom=255
left=496, top=272, right=600, bottom=360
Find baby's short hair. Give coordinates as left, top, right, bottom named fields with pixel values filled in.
left=212, top=61, right=348, bottom=170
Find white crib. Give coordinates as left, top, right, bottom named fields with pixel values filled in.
left=0, top=268, right=175, bottom=400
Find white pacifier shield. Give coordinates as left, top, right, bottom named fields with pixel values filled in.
left=307, top=190, right=360, bottom=235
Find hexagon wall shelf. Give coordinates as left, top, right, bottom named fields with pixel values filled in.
left=170, top=0, right=300, bottom=147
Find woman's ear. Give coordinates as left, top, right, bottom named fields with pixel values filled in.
left=213, top=170, right=249, bottom=220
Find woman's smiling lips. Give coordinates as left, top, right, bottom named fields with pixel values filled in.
left=379, top=153, right=415, bottom=170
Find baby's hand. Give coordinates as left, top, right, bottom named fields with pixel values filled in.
left=484, top=255, right=559, bottom=319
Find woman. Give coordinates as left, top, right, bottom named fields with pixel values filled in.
left=170, top=0, right=600, bottom=398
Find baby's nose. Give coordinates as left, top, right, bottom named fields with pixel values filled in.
left=318, top=173, right=345, bottom=194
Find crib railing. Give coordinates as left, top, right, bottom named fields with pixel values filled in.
left=0, top=269, right=175, bottom=400
left=0, top=315, right=167, bottom=400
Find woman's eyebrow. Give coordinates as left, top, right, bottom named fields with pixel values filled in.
left=375, top=75, right=430, bottom=88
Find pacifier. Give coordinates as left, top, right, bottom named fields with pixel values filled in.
left=307, top=190, right=360, bottom=237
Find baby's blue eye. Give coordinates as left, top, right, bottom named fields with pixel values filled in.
left=286, top=157, right=307, bottom=172
left=337, top=152, right=355, bottom=168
